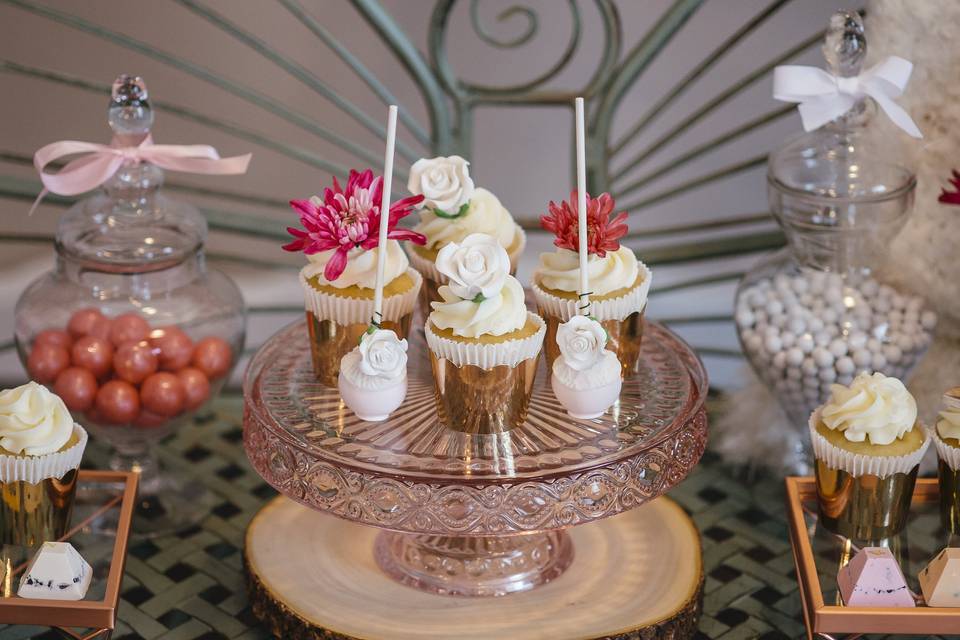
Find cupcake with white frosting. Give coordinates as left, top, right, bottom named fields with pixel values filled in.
left=809, top=372, right=929, bottom=539
left=406, top=156, right=526, bottom=317
left=0, top=381, right=88, bottom=547
left=532, top=191, right=651, bottom=377
left=284, top=169, right=426, bottom=386
left=932, top=388, right=960, bottom=533
left=424, top=233, right=545, bottom=434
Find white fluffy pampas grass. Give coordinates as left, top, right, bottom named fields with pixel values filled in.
left=715, top=0, right=960, bottom=473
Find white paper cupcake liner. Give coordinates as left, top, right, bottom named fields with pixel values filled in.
left=300, top=267, right=422, bottom=325
left=407, top=227, right=527, bottom=285
left=425, top=312, right=546, bottom=370
left=0, top=424, right=87, bottom=484
left=808, top=409, right=929, bottom=479
left=531, top=260, right=652, bottom=322
left=932, top=426, right=960, bottom=472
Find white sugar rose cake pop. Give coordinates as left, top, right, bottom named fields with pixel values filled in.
left=339, top=329, right=408, bottom=421
left=425, top=233, right=545, bottom=434
left=532, top=191, right=651, bottom=378
left=551, top=315, right=622, bottom=419
left=406, top=156, right=526, bottom=316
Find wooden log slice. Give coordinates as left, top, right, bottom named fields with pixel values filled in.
left=245, top=495, right=703, bottom=640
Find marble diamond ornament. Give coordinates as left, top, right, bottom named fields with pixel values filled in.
left=837, top=547, right=914, bottom=607
left=17, top=542, right=92, bottom=600
left=919, top=547, right=960, bottom=607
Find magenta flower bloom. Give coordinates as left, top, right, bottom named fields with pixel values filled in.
left=939, top=170, right=960, bottom=206
left=283, top=169, right=426, bottom=281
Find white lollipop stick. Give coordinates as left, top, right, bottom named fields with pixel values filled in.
left=372, top=105, right=398, bottom=325
left=574, top=97, right=589, bottom=316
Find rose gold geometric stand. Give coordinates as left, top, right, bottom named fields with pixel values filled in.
left=245, top=495, right=703, bottom=640
left=242, top=320, right=707, bottom=636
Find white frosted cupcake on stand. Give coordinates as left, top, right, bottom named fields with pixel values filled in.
left=406, top=156, right=526, bottom=317
left=424, top=233, right=545, bottom=435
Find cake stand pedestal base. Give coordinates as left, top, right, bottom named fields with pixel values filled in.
left=244, top=495, right=704, bottom=640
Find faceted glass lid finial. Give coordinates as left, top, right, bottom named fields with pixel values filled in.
left=108, top=74, right=154, bottom=137
left=822, top=10, right=866, bottom=77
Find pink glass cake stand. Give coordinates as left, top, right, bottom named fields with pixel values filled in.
left=242, top=320, right=708, bottom=638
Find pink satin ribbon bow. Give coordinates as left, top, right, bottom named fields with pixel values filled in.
left=31, top=135, right=252, bottom=214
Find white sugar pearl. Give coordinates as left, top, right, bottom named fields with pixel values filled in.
left=788, top=317, right=806, bottom=335
left=786, top=347, right=805, bottom=367
left=803, top=376, right=820, bottom=388
left=922, top=310, right=938, bottom=330
left=797, top=334, right=815, bottom=353
left=836, top=356, right=855, bottom=375
left=821, top=308, right=839, bottom=324
left=874, top=297, right=891, bottom=313
left=897, top=334, right=915, bottom=352
left=793, top=278, right=809, bottom=294
left=773, top=351, right=788, bottom=369
left=764, top=335, right=783, bottom=353
left=800, top=293, right=814, bottom=306
left=861, top=279, right=879, bottom=296
left=853, top=349, right=872, bottom=367
left=766, top=300, right=784, bottom=316
left=787, top=367, right=802, bottom=380
left=771, top=314, right=787, bottom=328
left=764, top=326, right=780, bottom=340
left=802, top=358, right=818, bottom=376
left=872, top=353, right=887, bottom=370
left=829, top=339, right=848, bottom=358
left=819, top=368, right=837, bottom=382
left=754, top=311, right=769, bottom=326
left=883, top=345, right=902, bottom=363
left=838, top=373, right=854, bottom=386
left=848, top=331, right=868, bottom=350
left=878, top=284, right=895, bottom=299
left=867, top=338, right=882, bottom=353
left=825, top=324, right=840, bottom=338
left=780, top=331, right=796, bottom=348
left=813, top=347, right=834, bottom=368
left=808, top=318, right=825, bottom=333
left=891, top=294, right=907, bottom=310
left=736, top=309, right=756, bottom=327
left=814, top=331, right=832, bottom=347
left=745, top=335, right=763, bottom=353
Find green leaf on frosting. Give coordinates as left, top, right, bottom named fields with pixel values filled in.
left=432, top=202, right=471, bottom=219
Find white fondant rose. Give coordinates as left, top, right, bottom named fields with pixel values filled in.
left=557, top=315, right=608, bottom=372
left=407, top=155, right=475, bottom=214
left=358, top=329, right=408, bottom=380
left=0, top=382, right=74, bottom=455
left=434, top=233, right=509, bottom=300
left=821, top=372, right=917, bottom=445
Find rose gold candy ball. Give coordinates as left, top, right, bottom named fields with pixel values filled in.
left=113, top=341, right=158, bottom=385
left=176, top=367, right=211, bottom=410
left=191, top=337, right=233, bottom=380
left=71, top=336, right=115, bottom=379
left=133, top=410, right=167, bottom=429
left=140, top=372, right=186, bottom=418
left=27, top=343, right=71, bottom=384
left=53, top=367, right=98, bottom=413
left=149, top=326, right=194, bottom=371
left=109, top=313, right=150, bottom=346
left=34, top=329, right=73, bottom=351
left=67, top=308, right=111, bottom=339
left=95, top=380, right=140, bottom=424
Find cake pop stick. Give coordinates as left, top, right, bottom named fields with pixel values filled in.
left=551, top=97, right=622, bottom=419
left=338, top=106, right=409, bottom=421
left=575, top=97, right=590, bottom=316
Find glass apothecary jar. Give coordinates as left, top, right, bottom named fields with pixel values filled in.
left=734, top=13, right=935, bottom=472
left=13, top=76, right=246, bottom=533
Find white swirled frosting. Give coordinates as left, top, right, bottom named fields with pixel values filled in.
left=820, top=372, right=918, bottom=446
left=0, top=382, right=74, bottom=456
left=536, top=246, right=639, bottom=296
left=415, top=188, right=521, bottom=252
left=304, top=240, right=408, bottom=289
left=431, top=277, right=528, bottom=338
left=937, top=391, right=960, bottom=441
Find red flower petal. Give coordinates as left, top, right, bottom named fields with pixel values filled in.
left=323, top=246, right=350, bottom=281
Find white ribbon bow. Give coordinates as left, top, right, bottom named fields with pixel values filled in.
left=773, top=56, right=922, bottom=139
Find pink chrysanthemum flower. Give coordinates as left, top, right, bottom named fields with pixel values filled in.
left=539, top=190, right=628, bottom=258
left=283, top=169, right=426, bottom=281
left=939, top=170, right=960, bottom=205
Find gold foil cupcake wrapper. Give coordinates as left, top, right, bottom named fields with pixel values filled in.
left=424, top=312, right=545, bottom=370
left=808, top=410, right=930, bottom=479
left=0, top=424, right=87, bottom=484
left=299, top=266, right=422, bottom=325
left=530, top=260, right=652, bottom=322
left=407, top=227, right=527, bottom=286
left=931, top=426, right=960, bottom=472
